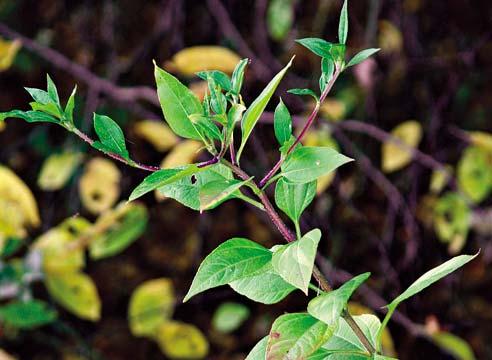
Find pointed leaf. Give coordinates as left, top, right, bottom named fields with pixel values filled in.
left=238, top=58, right=293, bottom=159
left=287, top=88, right=319, bottom=101
left=275, top=178, right=316, bottom=224
left=347, top=48, right=381, bottom=67
left=183, top=238, right=272, bottom=302
left=246, top=336, right=269, bottom=360
left=231, top=58, right=249, bottom=95
left=272, top=228, right=321, bottom=294
left=92, top=114, right=130, bottom=159
left=338, top=0, right=349, bottom=44
left=274, top=98, right=292, bottom=146
left=199, top=178, right=251, bottom=211
left=0, top=109, right=59, bottom=124
left=296, top=38, right=334, bottom=59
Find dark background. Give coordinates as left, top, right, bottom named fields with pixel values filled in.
left=0, top=0, right=491, bottom=359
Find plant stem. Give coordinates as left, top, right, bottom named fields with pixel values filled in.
left=342, top=309, right=377, bottom=355
left=259, top=66, right=342, bottom=187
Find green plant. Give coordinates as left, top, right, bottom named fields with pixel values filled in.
left=0, top=1, right=477, bottom=358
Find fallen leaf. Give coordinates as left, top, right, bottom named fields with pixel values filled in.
left=134, top=120, right=179, bottom=152
left=0, top=37, right=21, bottom=71
left=382, top=120, right=422, bottom=173
left=378, top=20, right=403, bottom=54
left=38, top=152, right=84, bottom=191
left=79, top=158, right=121, bottom=214
left=154, top=321, right=209, bottom=359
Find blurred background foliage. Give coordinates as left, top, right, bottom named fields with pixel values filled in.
left=0, top=0, right=491, bottom=359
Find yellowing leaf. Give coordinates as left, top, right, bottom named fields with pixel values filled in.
left=382, top=120, right=422, bottom=173
left=303, top=129, right=339, bottom=194
left=45, top=272, right=101, bottom=321
left=0, top=165, right=40, bottom=245
left=38, top=152, right=84, bottom=191
left=128, top=278, right=175, bottom=337
left=468, top=131, right=492, bottom=153
left=33, top=217, right=91, bottom=273
left=0, top=121, right=5, bottom=132
left=165, top=46, right=241, bottom=76
left=430, top=331, right=476, bottom=360
left=0, top=37, right=21, bottom=71
left=79, top=158, right=121, bottom=214
left=154, top=321, right=209, bottom=359
left=457, top=146, right=492, bottom=203
left=430, top=165, right=453, bottom=194
left=319, top=98, right=347, bottom=122
left=134, top=120, right=179, bottom=152
left=378, top=20, right=403, bottom=54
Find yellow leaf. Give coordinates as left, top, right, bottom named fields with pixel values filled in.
left=468, top=131, right=492, bottom=153
left=304, top=129, right=339, bottom=194
left=128, top=278, right=175, bottom=337
left=38, top=152, right=84, bottom=191
left=134, top=120, right=179, bottom=152
left=0, top=37, right=21, bottom=71
left=378, top=20, right=403, bottom=54
left=319, top=98, right=347, bottom=122
left=0, top=121, right=5, bottom=132
left=165, top=46, right=241, bottom=76
left=430, top=165, right=453, bottom=194
left=382, top=120, right=422, bottom=173
left=33, top=217, right=91, bottom=273
left=79, top=158, right=121, bottom=214
left=45, top=272, right=101, bottom=321
left=154, top=321, right=209, bottom=359
left=430, top=331, right=476, bottom=360
left=0, top=165, right=40, bottom=244
left=457, top=146, right=492, bottom=203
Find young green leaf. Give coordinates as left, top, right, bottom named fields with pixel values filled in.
left=238, top=58, right=293, bottom=160
left=0, top=110, right=59, bottom=124
left=231, top=58, right=249, bottom=95
left=92, top=114, right=130, bottom=160
left=183, top=238, right=272, bottom=302
left=154, top=63, right=203, bottom=140
left=226, top=103, right=246, bottom=145
left=323, top=314, right=380, bottom=355
left=287, top=88, right=319, bottom=102
left=273, top=98, right=292, bottom=146
left=24, top=87, right=52, bottom=105
left=229, top=262, right=296, bottom=304
left=129, top=165, right=203, bottom=201
left=377, top=253, right=479, bottom=347
left=189, top=114, right=222, bottom=141
left=338, top=0, right=349, bottom=44
left=275, top=178, right=316, bottom=226
left=266, top=313, right=336, bottom=360
left=346, top=48, right=381, bottom=68
left=307, top=273, right=370, bottom=326
left=296, top=38, right=334, bottom=59
left=0, top=300, right=57, bottom=329
left=64, top=86, right=77, bottom=124
left=199, top=178, right=251, bottom=212
left=267, top=0, right=294, bottom=41
left=282, top=146, right=353, bottom=183
left=196, top=70, right=232, bottom=92
left=271, top=228, right=321, bottom=294
left=46, top=74, right=61, bottom=106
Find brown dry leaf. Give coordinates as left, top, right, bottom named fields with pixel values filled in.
left=38, top=152, right=84, bottom=191
left=378, top=20, right=403, bottom=54
left=165, top=46, right=241, bottom=76
left=79, top=158, right=121, bottom=214
left=0, top=37, right=21, bottom=71
left=189, top=81, right=209, bottom=102
left=154, top=321, right=209, bottom=359
left=0, top=165, right=40, bottom=247
left=304, top=129, right=339, bottom=194
left=134, top=120, right=179, bottom=152
left=381, top=120, right=422, bottom=173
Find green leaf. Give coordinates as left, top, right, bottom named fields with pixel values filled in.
left=231, top=58, right=249, bottom=95
left=1, top=237, right=23, bottom=257
left=0, top=300, right=57, bottom=329
left=238, top=58, right=293, bottom=159
left=128, top=278, right=175, bottom=337
left=0, top=109, right=59, bottom=124
left=64, top=85, right=77, bottom=124
left=45, top=272, right=101, bottom=321
left=271, top=228, right=321, bottom=294
left=323, top=314, right=380, bottom=355
left=24, top=87, right=51, bottom=104
left=288, top=88, right=319, bottom=101
left=246, top=336, right=269, bottom=360
left=226, top=103, right=246, bottom=145
left=199, top=178, right=251, bottom=212
left=457, top=146, right=492, bottom=203
left=89, top=203, right=148, bottom=260
left=29, top=101, right=61, bottom=118
left=267, top=0, right=294, bottom=41
left=158, top=163, right=233, bottom=210
left=434, top=192, right=470, bottom=253
left=212, top=302, right=250, bottom=333
left=346, top=48, right=381, bottom=67
left=196, top=70, right=231, bottom=91
left=431, top=331, right=476, bottom=360
left=307, top=273, right=370, bottom=326
left=275, top=177, right=316, bottom=225
left=296, top=38, right=334, bottom=59
left=338, top=0, right=349, bottom=44
left=129, top=165, right=203, bottom=201
left=229, top=262, right=296, bottom=304
left=378, top=253, right=479, bottom=346
left=92, top=114, right=130, bottom=160
left=274, top=98, right=292, bottom=146
left=154, top=63, right=203, bottom=140
left=266, top=313, right=337, bottom=360
left=282, top=146, right=353, bottom=183
left=189, top=114, right=222, bottom=141
left=46, top=74, right=61, bottom=106
left=183, top=238, right=272, bottom=302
